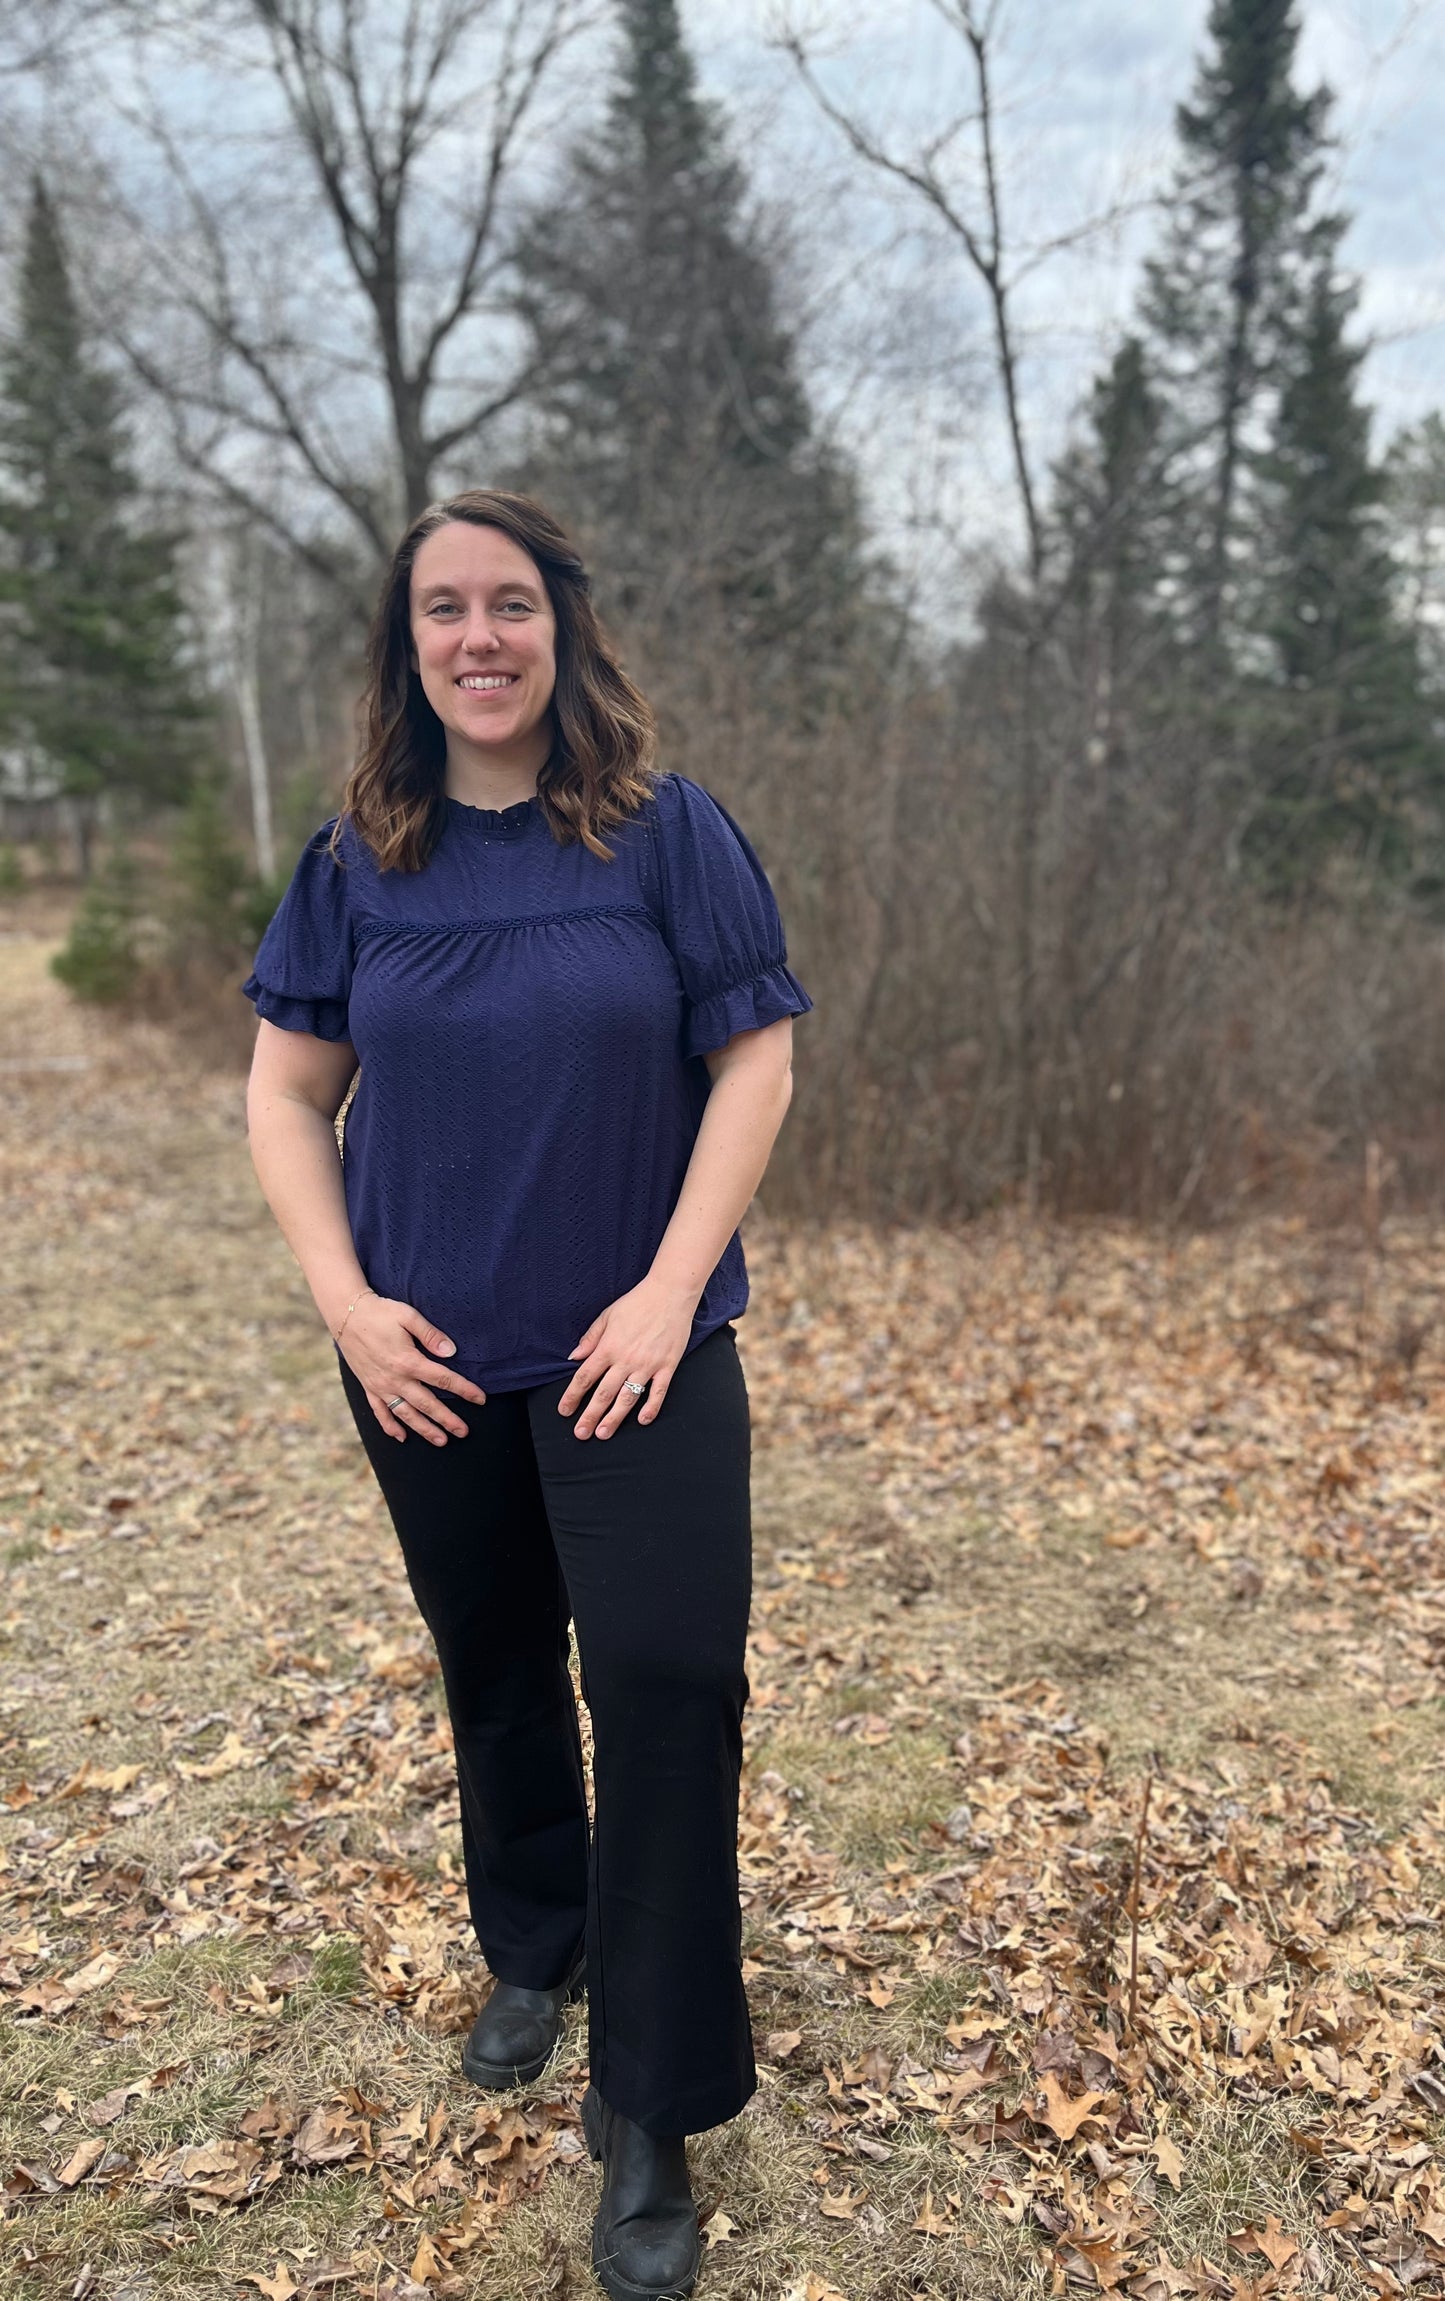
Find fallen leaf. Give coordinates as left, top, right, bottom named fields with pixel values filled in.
left=109, top=1781, right=171, bottom=1819
left=1152, top=2131, right=1184, bottom=2188
left=242, top=2270, right=299, bottom=2301
left=55, top=2137, right=107, bottom=2187
left=154, top=2138, right=266, bottom=2199
left=1224, top=1913, right=1273, bottom=1987
left=858, top=2046, right=892, bottom=2092
left=1229, top=2215, right=1299, bottom=2272
left=293, top=2105, right=359, bottom=2167
left=62, top=1950, right=121, bottom=1998
left=57, top=1762, right=141, bottom=1799
left=1010, top=1967, right=1053, bottom=2017
left=1038, top=2071, right=1107, bottom=2141
left=384, top=2100, right=429, bottom=2146
left=409, top=2230, right=448, bottom=2284
left=767, top=2028, right=803, bottom=2061
left=174, top=1728, right=256, bottom=1779
left=702, top=2208, right=737, bottom=2247
left=87, top=2078, right=150, bottom=2127
left=818, top=2183, right=866, bottom=2219
left=913, top=2188, right=954, bottom=2235
left=1256, top=2216, right=1299, bottom=2271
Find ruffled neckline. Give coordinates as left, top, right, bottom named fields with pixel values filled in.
left=444, top=791, right=541, bottom=841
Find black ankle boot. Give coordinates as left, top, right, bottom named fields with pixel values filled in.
left=582, top=2085, right=700, bottom=2300
left=461, top=1948, right=585, bottom=2088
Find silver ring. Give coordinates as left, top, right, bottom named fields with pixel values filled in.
left=387, top=1396, right=405, bottom=1410
left=622, top=1378, right=648, bottom=1396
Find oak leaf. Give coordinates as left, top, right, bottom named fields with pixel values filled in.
left=913, top=2189, right=953, bottom=2235
left=1038, top=2071, right=1107, bottom=2141
left=409, top=2231, right=448, bottom=2284
left=242, top=2270, right=298, bottom=2301
left=818, top=2183, right=866, bottom=2219
left=1151, top=2131, right=1185, bottom=2189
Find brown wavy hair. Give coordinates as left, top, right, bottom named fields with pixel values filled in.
left=338, top=490, right=657, bottom=871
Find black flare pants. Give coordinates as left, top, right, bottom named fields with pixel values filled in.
left=338, top=1321, right=756, bottom=2138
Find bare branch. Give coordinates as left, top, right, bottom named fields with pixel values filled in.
left=73, top=0, right=591, bottom=568
left=413, top=0, right=579, bottom=401
left=778, top=19, right=1041, bottom=578
left=0, top=0, right=124, bottom=72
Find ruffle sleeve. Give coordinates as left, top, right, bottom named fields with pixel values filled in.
left=650, top=774, right=814, bottom=1059
left=242, top=820, right=355, bottom=1043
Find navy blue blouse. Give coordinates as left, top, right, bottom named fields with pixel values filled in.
left=242, top=773, right=813, bottom=1393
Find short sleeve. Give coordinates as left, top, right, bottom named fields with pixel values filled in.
left=651, top=774, right=814, bottom=1059
left=242, top=821, right=354, bottom=1042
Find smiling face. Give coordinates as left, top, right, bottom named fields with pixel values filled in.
left=408, top=520, right=558, bottom=781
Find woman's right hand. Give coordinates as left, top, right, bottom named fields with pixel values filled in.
left=338, top=1293, right=487, bottom=1445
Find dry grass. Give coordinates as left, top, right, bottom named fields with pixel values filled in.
left=1, top=889, right=1443, bottom=2301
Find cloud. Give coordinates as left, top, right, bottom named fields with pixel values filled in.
left=684, top=0, right=1445, bottom=593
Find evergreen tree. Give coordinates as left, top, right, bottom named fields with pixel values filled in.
left=1245, top=240, right=1430, bottom=878
left=1054, top=342, right=1173, bottom=662
left=1138, top=0, right=1332, bottom=653
left=1048, top=339, right=1177, bottom=795
left=1386, top=414, right=1445, bottom=696
left=510, top=0, right=866, bottom=684
left=1054, top=0, right=1439, bottom=893
left=0, top=177, right=202, bottom=872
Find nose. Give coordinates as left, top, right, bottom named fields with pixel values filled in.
left=461, top=615, right=502, bottom=654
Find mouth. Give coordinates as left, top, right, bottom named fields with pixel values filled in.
left=456, top=673, right=520, bottom=693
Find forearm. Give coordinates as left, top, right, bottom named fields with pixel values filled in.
left=247, top=1090, right=368, bottom=1337
left=648, top=1054, right=793, bottom=1306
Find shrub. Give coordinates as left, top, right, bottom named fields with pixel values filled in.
left=50, top=844, right=140, bottom=1002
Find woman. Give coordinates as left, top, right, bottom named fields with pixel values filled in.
left=242, top=490, right=811, bottom=2301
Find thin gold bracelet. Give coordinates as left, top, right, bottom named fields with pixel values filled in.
left=333, top=1286, right=375, bottom=1345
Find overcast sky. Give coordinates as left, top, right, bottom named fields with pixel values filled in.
left=675, top=0, right=1445, bottom=594
left=13, top=0, right=1438, bottom=614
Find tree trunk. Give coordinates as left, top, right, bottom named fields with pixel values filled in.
left=236, top=659, right=276, bottom=883
left=66, top=795, right=96, bottom=881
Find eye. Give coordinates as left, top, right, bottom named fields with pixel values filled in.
left=425, top=601, right=462, bottom=617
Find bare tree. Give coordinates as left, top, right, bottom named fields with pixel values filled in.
left=776, top=0, right=1154, bottom=1202
left=62, top=0, right=593, bottom=597
left=0, top=0, right=121, bottom=72
left=201, top=526, right=277, bottom=879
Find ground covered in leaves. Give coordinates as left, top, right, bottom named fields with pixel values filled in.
left=1, top=897, right=1443, bottom=2301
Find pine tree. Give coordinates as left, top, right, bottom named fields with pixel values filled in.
left=1247, top=241, right=1435, bottom=880
left=1054, top=342, right=1173, bottom=659
left=510, top=0, right=865, bottom=682
left=1386, top=414, right=1445, bottom=694
left=1138, top=0, right=1332, bottom=653
left=1071, top=0, right=1440, bottom=892
left=0, top=177, right=202, bottom=872
left=1047, top=340, right=1175, bottom=795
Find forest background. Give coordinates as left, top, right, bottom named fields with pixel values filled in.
left=5, top=0, right=1445, bottom=1227
left=7, top=9, right=1445, bottom=2301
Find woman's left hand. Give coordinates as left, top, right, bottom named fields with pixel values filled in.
left=559, top=1277, right=700, bottom=1437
